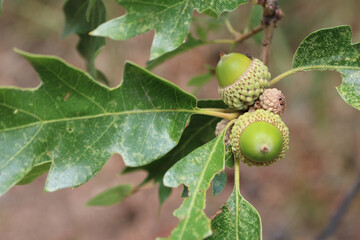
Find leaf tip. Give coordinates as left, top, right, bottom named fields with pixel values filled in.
left=89, top=26, right=103, bottom=37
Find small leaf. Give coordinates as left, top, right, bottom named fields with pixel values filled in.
left=86, top=184, right=133, bottom=206
left=92, top=0, right=248, bottom=59
left=206, top=187, right=262, bottom=240
left=86, top=0, right=97, bottom=21
left=63, top=0, right=106, bottom=79
left=16, top=162, right=51, bottom=185
left=0, top=50, right=197, bottom=196
left=161, top=132, right=226, bottom=240
left=77, top=33, right=106, bottom=78
left=187, top=72, right=213, bottom=87
left=62, top=0, right=101, bottom=37
left=212, top=171, right=226, bottom=196
left=146, top=34, right=207, bottom=70
left=187, top=67, right=215, bottom=95
left=293, top=26, right=360, bottom=110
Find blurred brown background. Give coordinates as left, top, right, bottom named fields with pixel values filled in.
left=0, top=0, right=360, bottom=239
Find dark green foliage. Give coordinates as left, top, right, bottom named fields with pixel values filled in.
left=63, top=0, right=106, bottom=80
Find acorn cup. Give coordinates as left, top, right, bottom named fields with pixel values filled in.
left=216, top=53, right=271, bottom=110
left=230, top=109, right=289, bottom=166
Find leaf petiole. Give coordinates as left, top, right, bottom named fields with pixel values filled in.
left=269, top=65, right=360, bottom=86
left=209, top=25, right=264, bottom=46
left=209, top=39, right=236, bottom=44
left=200, top=108, right=238, bottom=113
left=225, top=18, right=241, bottom=38
left=269, top=68, right=302, bottom=85
left=196, top=108, right=240, bottom=121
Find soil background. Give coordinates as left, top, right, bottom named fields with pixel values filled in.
left=0, top=1, right=360, bottom=240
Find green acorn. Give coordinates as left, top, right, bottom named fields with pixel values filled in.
left=216, top=53, right=271, bottom=110
left=231, top=109, right=289, bottom=166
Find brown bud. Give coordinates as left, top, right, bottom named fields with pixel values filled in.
left=259, top=88, right=286, bottom=115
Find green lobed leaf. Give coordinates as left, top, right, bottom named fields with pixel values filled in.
left=293, top=26, right=360, bottom=110
left=146, top=34, right=207, bottom=70
left=160, top=131, right=226, bottom=240
left=63, top=0, right=106, bottom=79
left=0, top=49, right=197, bottom=196
left=206, top=187, right=262, bottom=240
left=123, top=100, right=226, bottom=205
left=212, top=171, right=226, bottom=196
left=86, top=184, right=133, bottom=206
left=91, top=0, right=248, bottom=59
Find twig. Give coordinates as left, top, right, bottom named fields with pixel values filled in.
left=261, top=23, right=275, bottom=66
left=235, top=25, right=265, bottom=43
left=316, top=173, right=360, bottom=240
left=210, top=25, right=264, bottom=46
left=257, top=0, right=284, bottom=66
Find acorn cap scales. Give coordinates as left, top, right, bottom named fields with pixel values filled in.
left=230, top=109, right=289, bottom=166
left=216, top=53, right=271, bottom=110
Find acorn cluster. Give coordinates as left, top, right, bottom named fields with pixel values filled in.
left=215, top=53, right=289, bottom=166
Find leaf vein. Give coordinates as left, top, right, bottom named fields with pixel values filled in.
left=0, top=109, right=196, bottom=133
left=0, top=124, right=43, bottom=170
left=42, top=63, right=108, bottom=113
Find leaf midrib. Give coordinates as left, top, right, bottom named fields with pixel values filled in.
left=293, top=64, right=360, bottom=71
left=177, top=133, right=223, bottom=239
left=0, top=108, right=197, bottom=133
